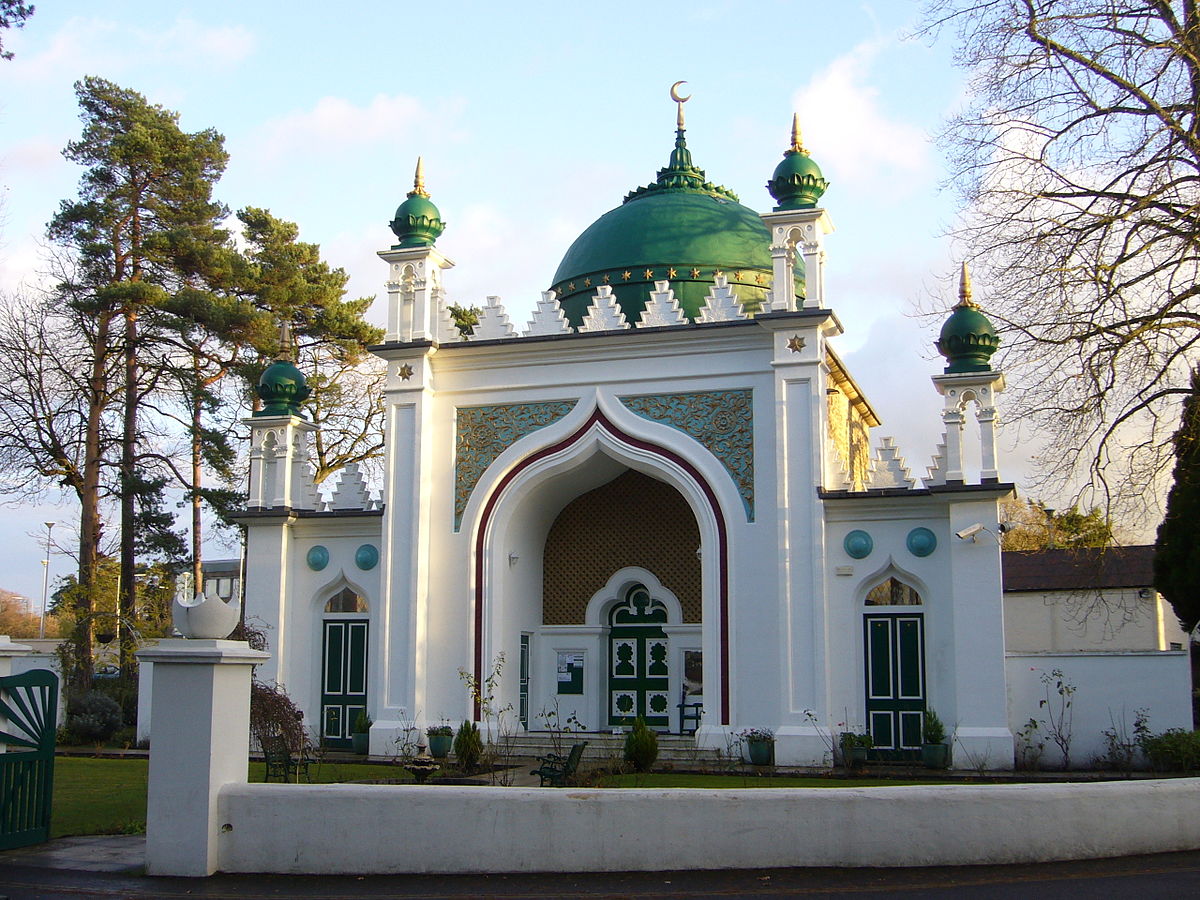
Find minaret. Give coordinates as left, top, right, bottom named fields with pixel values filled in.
left=931, top=263, right=1006, bottom=483
left=245, top=327, right=319, bottom=510
left=762, top=114, right=833, bottom=310
left=380, top=158, right=455, bottom=343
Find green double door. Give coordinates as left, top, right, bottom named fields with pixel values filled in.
left=864, top=614, right=925, bottom=760
left=321, top=618, right=368, bottom=749
left=608, top=583, right=670, bottom=729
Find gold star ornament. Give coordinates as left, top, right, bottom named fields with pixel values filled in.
left=786, top=335, right=806, bottom=353
left=398, top=363, right=415, bottom=380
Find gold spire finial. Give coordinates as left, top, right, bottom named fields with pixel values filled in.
left=410, top=156, right=429, bottom=198
left=957, top=261, right=976, bottom=308
left=670, top=80, right=691, bottom=129
left=277, top=318, right=293, bottom=361
left=790, top=112, right=808, bottom=154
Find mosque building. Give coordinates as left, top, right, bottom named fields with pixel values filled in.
left=235, top=91, right=1189, bottom=767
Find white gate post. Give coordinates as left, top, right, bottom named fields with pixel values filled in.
left=137, top=639, right=268, bottom=876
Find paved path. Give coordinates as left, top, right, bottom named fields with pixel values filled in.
left=2, top=837, right=1200, bottom=898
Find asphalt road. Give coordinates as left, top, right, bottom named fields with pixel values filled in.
left=3, top=850, right=1200, bottom=899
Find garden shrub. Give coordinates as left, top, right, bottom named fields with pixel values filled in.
left=1139, top=728, right=1200, bottom=771
left=623, top=717, right=658, bottom=772
left=90, top=674, right=138, bottom=726
left=249, top=679, right=307, bottom=752
left=66, top=690, right=123, bottom=743
left=453, top=720, right=483, bottom=773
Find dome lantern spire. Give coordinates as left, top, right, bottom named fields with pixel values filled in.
left=767, top=113, right=829, bottom=211
left=389, top=156, right=445, bottom=248
left=937, top=261, right=1001, bottom=373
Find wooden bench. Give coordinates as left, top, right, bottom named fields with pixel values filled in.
left=531, top=741, right=588, bottom=787
left=262, top=733, right=312, bottom=783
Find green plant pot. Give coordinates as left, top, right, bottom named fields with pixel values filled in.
left=921, top=742, right=950, bottom=769
left=746, top=738, right=774, bottom=766
left=351, top=731, right=369, bottom=755
left=428, top=733, right=453, bottom=759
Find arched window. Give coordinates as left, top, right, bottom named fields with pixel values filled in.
left=865, top=577, right=922, bottom=607
left=324, top=587, right=368, bottom=613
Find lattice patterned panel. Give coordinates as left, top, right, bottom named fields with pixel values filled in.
left=543, top=470, right=701, bottom=624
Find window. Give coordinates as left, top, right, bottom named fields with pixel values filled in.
left=325, top=587, right=368, bottom=613
left=865, top=577, right=922, bottom=606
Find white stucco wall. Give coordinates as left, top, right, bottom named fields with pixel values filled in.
left=1006, top=651, right=1193, bottom=769
left=1004, top=589, right=1189, bottom=652
left=216, top=779, right=1200, bottom=875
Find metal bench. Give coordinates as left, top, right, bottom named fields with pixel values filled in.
left=262, top=733, right=312, bottom=783
left=531, top=740, right=588, bottom=787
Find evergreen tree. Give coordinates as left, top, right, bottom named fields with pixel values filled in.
left=1154, top=368, right=1200, bottom=632
left=49, top=77, right=231, bottom=675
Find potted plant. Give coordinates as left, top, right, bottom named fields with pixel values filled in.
left=839, top=730, right=872, bottom=769
left=426, top=721, right=454, bottom=759
left=739, top=727, right=775, bottom=766
left=351, top=710, right=373, bottom=755
left=921, top=708, right=950, bottom=769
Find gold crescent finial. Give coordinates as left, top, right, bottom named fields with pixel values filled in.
left=958, top=261, right=975, bottom=308
left=411, top=156, right=429, bottom=198
left=790, top=112, right=807, bottom=154
left=670, top=80, right=691, bottom=128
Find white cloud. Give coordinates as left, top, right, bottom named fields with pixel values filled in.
left=13, top=15, right=256, bottom=81
left=793, top=39, right=931, bottom=194
left=249, top=94, right=462, bottom=161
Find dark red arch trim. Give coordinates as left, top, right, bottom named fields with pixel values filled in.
left=472, top=409, right=730, bottom=724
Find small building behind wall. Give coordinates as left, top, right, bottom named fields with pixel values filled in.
left=1002, top=546, right=1193, bottom=767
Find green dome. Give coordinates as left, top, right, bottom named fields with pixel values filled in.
left=254, top=359, right=311, bottom=417
left=936, top=265, right=1000, bottom=373
left=390, top=157, right=445, bottom=249
left=767, top=116, right=829, bottom=210
left=550, top=124, right=801, bottom=327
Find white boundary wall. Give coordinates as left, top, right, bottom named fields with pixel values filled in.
left=216, top=780, right=1200, bottom=874
left=1007, top=651, right=1193, bottom=769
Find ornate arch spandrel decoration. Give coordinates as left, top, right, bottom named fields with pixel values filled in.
left=619, top=389, right=754, bottom=520
left=312, top=571, right=373, bottom=615
left=855, top=556, right=931, bottom=608
left=454, top=400, right=579, bottom=530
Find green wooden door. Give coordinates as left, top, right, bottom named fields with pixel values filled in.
left=608, top=583, right=670, bottom=729
left=321, top=618, right=368, bottom=749
left=0, top=669, right=58, bottom=850
left=864, top=614, right=925, bottom=761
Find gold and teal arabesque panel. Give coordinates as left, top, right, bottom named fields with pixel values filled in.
left=455, top=400, right=579, bottom=530
left=620, top=390, right=754, bottom=521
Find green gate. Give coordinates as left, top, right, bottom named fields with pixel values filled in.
left=0, top=669, right=58, bottom=850
left=864, top=614, right=925, bottom=761
left=608, top=583, right=670, bottom=729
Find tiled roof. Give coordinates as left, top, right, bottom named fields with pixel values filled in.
left=1002, top=546, right=1154, bottom=592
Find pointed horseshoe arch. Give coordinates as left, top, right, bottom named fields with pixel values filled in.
left=472, top=408, right=731, bottom=723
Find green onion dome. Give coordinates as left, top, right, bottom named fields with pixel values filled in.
left=936, top=263, right=1001, bottom=373
left=550, top=115, right=801, bottom=328
left=767, top=115, right=829, bottom=211
left=254, top=359, right=311, bottom=417
left=389, top=157, right=445, bottom=249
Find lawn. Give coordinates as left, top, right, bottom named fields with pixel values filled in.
left=50, top=757, right=410, bottom=838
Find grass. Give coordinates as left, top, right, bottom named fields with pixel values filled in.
left=50, top=756, right=411, bottom=839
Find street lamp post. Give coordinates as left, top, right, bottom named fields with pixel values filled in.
left=38, top=521, right=55, bottom=639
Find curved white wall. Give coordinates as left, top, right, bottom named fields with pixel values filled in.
left=216, top=779, right=1200, bottom=875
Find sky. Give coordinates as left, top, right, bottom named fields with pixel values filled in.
left=0, top=1, right=1039, bottom=604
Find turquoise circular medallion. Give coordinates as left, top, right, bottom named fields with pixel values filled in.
left=843, top=530, right=873, bottom=559
left=355, top=544, right=379, bottom=571
left=306, top=545, right=329, bottom=571
left=907, top=527, right=937, bottom=558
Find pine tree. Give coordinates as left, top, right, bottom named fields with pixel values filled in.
left=1154, top=368, right=1200, bottom=632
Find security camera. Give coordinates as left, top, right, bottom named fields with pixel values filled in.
left=955, top=523, right=985, bottom=541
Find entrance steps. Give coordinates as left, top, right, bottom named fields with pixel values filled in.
left=502, top=731, right=724, bottom=765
